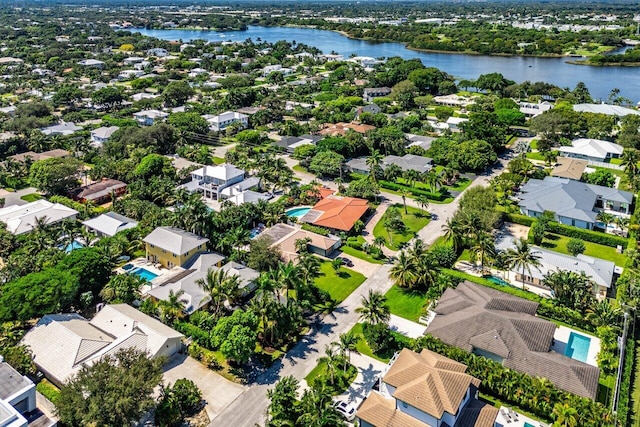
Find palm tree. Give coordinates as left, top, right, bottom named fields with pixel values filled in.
left=403, top=169, right=421, bottom=188
left=338, top=332, right=358, bottom=368
left=621, top=148, right=639, bottom=179
left=503, top=238, right=542, bottom=290
left=615, top=216, right=629, bottom=236
left=356, top=290, right=390, bottom=326
left=100, top=274, right=144, bottom=304
left=372, top=235, right=386, bottom=250
left=586, top=299, right=622, bottom=328
left=596, top=211, right=615, bottom=230
left=196, top=268, right=240, bottom=316
left=390, top=252, right=416, bottom=288
left=157, top=290, right=187, bottom=324
left=415, top=195, right=430, bottom=214
left=470, top=231, right=496, bottom=273
left=400, top=189, right=409, bottom=215
left=422, top=170, right=445, bottom=193
left=552, top=403, right=578, bottom=427
left=442, top=218, right=464, bottom=252
left=318, top=344, right=340, bottom=386
left=331, top=257, right=343, bottom=274
left=366, top=149, right=383, bottom=183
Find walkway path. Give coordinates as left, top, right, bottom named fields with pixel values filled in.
left=388, top=314, right=427, bottom=339
left=211, top=264, right=393, bottom=427
left=334, top=353, right=388, bottom=408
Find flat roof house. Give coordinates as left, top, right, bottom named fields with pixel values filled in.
left=0, top=200, right=78, bottom=235
left=143, top=226, right=209, bottom=268
left=203, top=111, right=248, bottom=132
left=518, top=176, right=633, bottom=230
left=426, top=281, right=600, bottom=399
left=356, top=348, right=498, bottom=427
left=82, top=211, right=138, bottom=237
left=181, top=164, right=246, bottom=200
left=21, top=304, right=184, bottom=387
left=0, top=360, right=56, bottom=427
left=298, top=195, right=369, bottom=232
left=558, top=138, right=624, bottom=163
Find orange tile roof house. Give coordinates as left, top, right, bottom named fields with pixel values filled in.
left=299, top=195, right=369, bottom=232
left=318, top=122, right=376, bottom=137
left=356, top=348, right=498, bottom=427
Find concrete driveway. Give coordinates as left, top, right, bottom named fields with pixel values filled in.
left=335, top=353, right=387, bottom=409
left=388, top=314, right=427, bottom=339
left=0, top=187, right=39, bottom=207
left=163, top=354, right=246, bottom=422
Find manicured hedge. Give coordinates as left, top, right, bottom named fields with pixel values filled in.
left=616, top=336, right=635, bottom=426
left=301, top=223, right=330, bottom=236
left=36, top=380, right=60, bottom=406
left=503, top=212, right=535, bottom=226
left=174, top=321, right=213, bottom=349
left=378, top=180, right=449, bottom=201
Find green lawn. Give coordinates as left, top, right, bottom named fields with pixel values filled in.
left=540, top=232, right=627, bottom=266
left=525, top=151, right=545, bottom=161
left=373, top=204, right=430, bottom=250
left=213, top=156, right=225, bottom=164
left=314, top=261, right=366, bottom=303
left=529, top=139, right=538, bottom=150
left=341, top=245, right=385, bottom=264
left=305, top=360, right=358, bottom=395
left=20, top=193, right=42, bottom=202
left=384, top=285, right=429, bottom=321
left=293, top=164, right=308, bottom=173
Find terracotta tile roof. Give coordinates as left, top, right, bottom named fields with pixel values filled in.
left=307, top=195, right=369, bottom=231
left=383, top=348, right=480, bottom=420
left=318, top=121, right=376, bottom=136
left=427, top=281, right=600, bottom=399
left=357, top=391, right=430, bottom=427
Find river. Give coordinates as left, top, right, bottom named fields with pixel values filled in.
left=130, top=26, right=640, bottom=103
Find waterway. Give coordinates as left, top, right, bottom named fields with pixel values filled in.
left=130, top=26, right=640, bottom=102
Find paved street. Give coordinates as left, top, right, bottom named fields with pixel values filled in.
left=211, top=264, right=393, bottom=426
left=0, top=187, right=39, bottom=207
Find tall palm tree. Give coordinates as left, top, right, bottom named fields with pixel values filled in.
left=615, top=216, right=630, bottom=236
left=196, top=268, right=239, bottom=316
left=586, top=299, right=622, bottom=328
left=470, top=231, right=496, bottom=273
left=372, top=236, right=387, bottom=250
left=338, top=332, right=358, bottom=368
left=442, top=218, right=464, bottom=252
left=400, top=189, right=409, bottom=215
left=422, top=170, right=445, bottom=193
left=552, top=403, right=578, bottom=427
left=390, top=252, right=416, bottom=288
left=356, top=290, right=390, bottom=326
left=157, top=289, right=187, bottom=324
left=318, top=344, right=340, bottom=385
left=621, top=148, right=639, bottom=179
left=415, top=195, right=430, bottom=214
left=596, top=211, right=615, bottom=230
left=503, top=238, right=542, bottom=290
left=366, top=149, right=383, bottom=183
left=100, top=274, right=144, bottom=304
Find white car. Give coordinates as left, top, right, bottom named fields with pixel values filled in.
left=334, top=400, right=356, bottom=421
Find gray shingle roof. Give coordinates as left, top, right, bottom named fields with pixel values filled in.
left=426, top=281, right=599, bottom=399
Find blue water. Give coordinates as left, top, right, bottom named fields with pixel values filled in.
left=129, top=26, right=640, bottom=102
left=565, top=332, right=591, bottom=363
left=524, top=423, right=536, bottom=427
left=130, top=267, right=158, bottom=282
left=250, top=228, right=262, bottom=239
left=287, top=207, right=311, bottom=218
left=487, top=276, right=510, bottom=287
left=60, top=240, right=84, bottom=253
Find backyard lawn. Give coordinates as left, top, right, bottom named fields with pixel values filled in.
left=541, top=232, right=628, bottom=266
left=384, top=285, right=429, bottom=322
left=373, top=204, right=430, bottom=250
left=213, top=156, right=225, bottom=164
left=314, top=261, right=366, bottom=303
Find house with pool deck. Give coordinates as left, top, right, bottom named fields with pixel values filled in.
left=425, top=281, right=600, bottom=399
left=143, top=226, right=209, bottom=268
left=517, top=176, right=633, bottom=230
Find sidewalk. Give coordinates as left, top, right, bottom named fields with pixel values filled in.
left=334, top=353, right=387, bottom=408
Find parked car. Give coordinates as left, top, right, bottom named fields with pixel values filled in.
left=333, top=400, right=356, bottom=421
left=336, top=256, right=353, bottom=267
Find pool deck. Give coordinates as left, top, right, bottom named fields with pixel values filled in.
left=551, top=325, right=600, bottom=367
left=116, top=257, right=170, bottom=292
left=495, top=406, right=547, bottom=427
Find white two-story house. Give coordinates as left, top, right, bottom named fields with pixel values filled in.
left=203, top=111, right=249, bottom=132
left=181, top=164, right=246, bottom=200
left=133, top=110, right=169, bottom=126
left=356, top=348, right=498, bottom=427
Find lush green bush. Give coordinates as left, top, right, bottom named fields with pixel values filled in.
left=504, top=212, right=535, bottom=226
left=36, top=380, right=60, bottom=406
left=545, top=222, right=628, bottom=248
left=301, top=223, right=330, bottom=236
left=174, top=321, right=212, bottom=349
left=616, top=337, right=635, bottom=427
left=429, top=244, right=457, bottom=268
left=566, top=238, right=586, bottom=256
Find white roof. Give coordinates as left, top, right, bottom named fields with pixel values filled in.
left=90, top=126, right=119, bottom=139
left=191, top=164, right=245, bottom=181
left=134, top=109, right=168, bottom=119
left=225, top=190, right=272, bottom=205
left=41, top=122, right=81, bottom=136
left=143, top=226, right=209, bottom=255
left=21, top=306, right=183, bottom=385
left=573, top=103, right=640, bottom=117
left=558, top=138, right=624, bottom=160
left=82, top=212, right=137, bottom=237
left=78, top=59, right=104, bottom=66
left=446, top=117, right=468, bottom=125
left=205, top=111, right=248, bottom=124
left=0, top=200, right=78, bottom=235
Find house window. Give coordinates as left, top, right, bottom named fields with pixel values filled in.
left=162, top=249, right=166, bottom=254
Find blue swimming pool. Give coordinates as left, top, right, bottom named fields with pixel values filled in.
left=129, top=267, right=158, bottom=282
left=565, top=332, right=591, bottom=363
left=286, top=207, right=311, bottom=218
left=524, top=422, right=535, bottom=427
left=60, top=240, right=84, bottom=253
left=487, top=276, right=510, bottom=286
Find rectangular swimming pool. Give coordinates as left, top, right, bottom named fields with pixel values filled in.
left=565, top=332, right=591, bottom=363
left=130, top=267, right=158, bottom=282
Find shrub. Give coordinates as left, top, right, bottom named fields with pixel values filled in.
left=362, top=323, right=394, bottom=353
left=429, top=244, right=457, bottom=268
left=530, top=220, right=546, bottom=245
left=566, top=238, right=586, bottom=256
left=301, top=223, right=330, bottom=236
left=36, top=380, right=60, bottom=406
left=616, top=337, right=635, bottom=426
left=504, top=212, right=535, bottom=226
left=546, top=222, right=628, bottom=248
left=174, top=321, right=212, bottom=350
left=378, top=180, right=448, bottom=201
